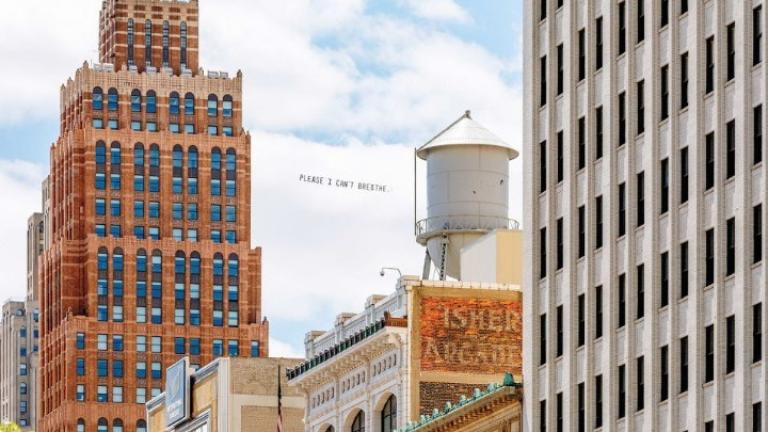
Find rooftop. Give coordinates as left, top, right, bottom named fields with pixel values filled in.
left=416, top=111, right=519, bottom=160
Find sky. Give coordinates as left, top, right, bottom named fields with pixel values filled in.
left=0, top=0, right=524, bottom=358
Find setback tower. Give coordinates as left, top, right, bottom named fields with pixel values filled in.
left=39, top=1, right=268, bottom=431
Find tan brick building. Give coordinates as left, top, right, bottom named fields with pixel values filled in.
left=146, top=357, right=304, bottom=432
left=38, top=1, right=268, bottom=431
left=287, top=277, right=523, bottom=432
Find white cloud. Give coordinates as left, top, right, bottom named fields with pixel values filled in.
left=0, top=161, right=46, bottom=301
left=398, top=0, right=471, bottom=23
left=269, top=337, right=305, bottom=359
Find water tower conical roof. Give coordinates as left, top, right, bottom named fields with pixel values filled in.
left=416, top=111, right=519, bottom=160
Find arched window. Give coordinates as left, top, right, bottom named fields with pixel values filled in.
left=162, top=21, right=170, bottom=67
left=169, top=92, right=181, bottom=116
left=172, top=145, right=184, bottom=194
left=96, top=141, right=107, bottom=166
left=146, top=90, right=157, bottom=113
left=93, top=87, right=104, bottom=110
left=351, top=411, right=365, bottom=432
left=211, top=147, right=222, bottom=196
left=172, top=145, right=184, bottom=168
left=113, top=419, right=123, bottom=432
left=77, top=419, right=86, bottom=432
left=326, top=427, right=335, bottom=432
left=144, top=20, right=152, bottom=67
left=223, top=95, right=233, bottom=118
left=136, top=419, right=147, bottom=432
left=97, top=418, right=108, bottom=432
left=226, top=149, right=237, bottom=197
left=149, top=144, right=160, bottom=167
left=131, top=90, right=142, bottom=113
left=134, top=143, right=145, bottom=192
left=187, top=146, right=199, bottom=195
left=107, top=88, right=119, bottom=111
left=228, top=254, right=239, bottom=278
left=180, top=22, right=188, bottom=67
left=184, top=93, right=195, bottom=115
left=227, top=254, right=239, bottom=326
left=381, top=396, right=397, bottom=432
left=127, top=18, right=135, bottom=65
left=207, top=94, right=219, bottom=117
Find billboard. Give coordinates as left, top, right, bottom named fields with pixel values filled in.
left=165, top=357, right=191, bottom=428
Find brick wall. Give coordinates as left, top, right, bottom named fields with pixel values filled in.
left=418, top=382, right=485, bottom=416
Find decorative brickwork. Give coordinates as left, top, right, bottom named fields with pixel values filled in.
left=418, top=298, right=522, bottom=376
left=418, top=383, right=485, bottom=417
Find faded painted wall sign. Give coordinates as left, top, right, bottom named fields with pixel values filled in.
left=419, top=298, right=523, bottom=375
left=298, top=174, right=389, bottom=192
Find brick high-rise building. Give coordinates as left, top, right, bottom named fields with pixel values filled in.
left=525, top=1, right=767, bottom=431
left=39, top=1, right=269, bottom=431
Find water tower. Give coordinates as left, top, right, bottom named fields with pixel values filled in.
left=416, top=111, right=519, bottom=280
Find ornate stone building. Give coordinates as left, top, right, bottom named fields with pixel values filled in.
left=38, top=1, right=268, bottom=431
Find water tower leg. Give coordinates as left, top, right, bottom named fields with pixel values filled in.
left=422, top=250, right=432, bottom=280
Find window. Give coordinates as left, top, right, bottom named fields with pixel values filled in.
left=212, top=204, right=222, bottom=222
left=660, top=345, right=669, bottom=401
left=250, top=341, right=260, bottom=357
left=618, top=2, right=626, bottom=55
left=96, top=198, right=106, bottom=216
left=706, top=36, right=715, bottom=93
left=382, top=395, right=397, bottom=432
left=136, top=336, right=147, bottom=352
left=619, top=182, right=626, bottom=236
left=226, top=205, right=237, bottom=222
left=97, top=334, right=107, bottom=351
left=97, top=385, right=108, bottom=402
left=223, top=126, right=234, bottom=137
left=727, top=120, right=736, bottom=179
left=680, top=242, right=689, bottom=298
left=539, top=141, right=547, bottom=193
left=556, top=392, right=563, bottom=432
left=93, top=87, right=104, bottom=110
left=93, top=118, right=104, bottom=129
left=185, top=123, right=195, bottom=134
left=595, top=17, right=603, bottom=70
left=208, top=126, right=218, bottom=136
left=596, top=106, right=603, bottom=159
left=637, top=0, right=645, bottom=42
left=756, top=105, right=764, bottom=165
left=208, top=94, right=219, bottom=117
left=109, top=118, right=118, bottom=130
left=619, top=92, right=626, bottom=146
left=659, top=251, right=670, bottom=308
left=577, top=383, right=585, bottom=432
left=175, top=337, right=186, bottom=354
left=681, top=53, right=689, bottom=109
left=681, top=0, right=688, bottom=14
left=97, top=359, right=108, bottom=377
left=76, top=332, right=85, bottom=349
left=113, top=359, right=124, bottom=378
left=727, top=315, right=736, bottom=373
left=76, top=385, right=85, bottom=401
left=108, top=88, right=118, bottom=111
left=172, top=202, right=183, bottom=220
left=184, top=93, right=195, bottom=115
left=756, top=7, right=764, bottom=66
left=131, top=90, right=142, bottom=113
left=578, top=29, right=586, bottom=81
left=223, top=95, right=233, bottom=118
left=706, top=132, right=715, bottom=190
left=226, top=230, right=237, bottom=244
left=540, top=0, right=546, bottom=20
left=705, top=421, right=714, bottom=432
left=595, top=196, right=603, bottom=249
left=577, top=205, right=585, bottom=258
left=705, top=324, right=715, bottom=382
left=352, top=412, right=365, bottom=432
left=136, top=361, right=147, bottom=379
left=706, top=228, right=715, bottom=286
left=190, top=338, right=201, bottom=355
left=578, top=294, right=585, bottom=347
left=726, top=413, right=735, bottom=432
left=594, top=375, right=603, bottom=428
left=149, top=201, right=160, bottom=219
left=556, top=305, right=563, bottom=357
left=727, top=218, right=736, bottom=277
left=660, top=65, right=669, bottom=120
left=213, top=339, right=223, bottom=357
left=680, top=147, right=689, bottom=203
left=151, top=336, right=162, bottom=353
left=540, top=55, right=547, bottom=107
left=110, top=199, right=121, bottom=217
left=727, top=23, right=736, bottom=81
left=556, top=131, right=563, bottom=183
left=618, top=273, right=626, bottom=328
left=76, top=358, right=86, bottom=376
left=636, top=356, right=644, bottom=411
left=556, top=218, right=563, bottom=270
left=540, top=313, right=547, bottom=365
left=680, top=336, right=689, bottom=392
left=618, top=364, right=626, bottom=418
left=228, top=340, right=239, bottom=356
left=556, top=44, right=563, bottom=96
left=754, top=403, right=762, bottom=432
left=661, top=0, right=669, bottom=27
left=637, top=264, right=645, bottom=319
left=539, top=227, right=547, bottom=279
left=579, top=117, right=587, bottom=169
left=152, top=362, right=162, bottom=379
left=595, top=285, right=603, bottom=339
left=755, top=303, right=764, bottom=363
left=637, top=80, right=645, bottom=134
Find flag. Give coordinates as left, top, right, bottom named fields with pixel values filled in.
left=277, top=365, right=284, bottom=432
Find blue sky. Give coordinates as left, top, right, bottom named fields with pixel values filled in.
left=0, top=0, right=523, bottom=357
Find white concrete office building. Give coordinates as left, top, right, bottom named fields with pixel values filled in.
left=524, top=1, right=767, bottom=431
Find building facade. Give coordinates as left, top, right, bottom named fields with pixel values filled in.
left=288, top=277, right=523, bottom=432
left=146, top=357, right=304, bottom=432
left=38, top=1, right=268, bottom=431
left=524, top=1, right=767, bottom=431
left=0, top=301, right=35, bottom=429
